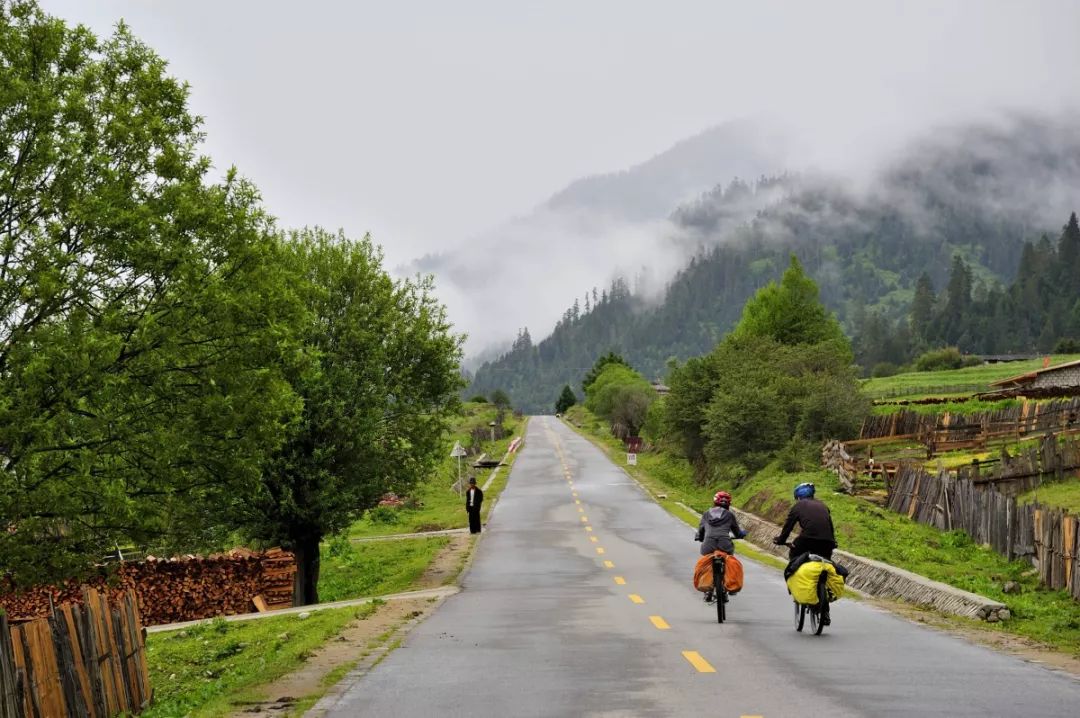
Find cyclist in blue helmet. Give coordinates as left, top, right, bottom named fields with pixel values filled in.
left=773, top=482, right=836, bottom=560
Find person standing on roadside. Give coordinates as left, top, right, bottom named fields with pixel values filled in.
left=466, top=477, right=484, bottom=534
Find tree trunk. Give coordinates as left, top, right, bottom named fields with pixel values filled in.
left=291, top=532, right=322, bottom=606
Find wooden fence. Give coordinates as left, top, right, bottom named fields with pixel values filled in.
left=0, top=589, right=150, bottom=717
left=858, top=397, right=1080, bottom=453
left=886, top=448, right=1080, bottom=602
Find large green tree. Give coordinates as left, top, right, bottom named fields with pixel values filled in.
left=731, top=255, right=848, bottom=350
left=663, top=261, right=866, bottom=480
left=0, top=2, right=302, bottom=583
left=582, top=352, right=630, bottom=394
left=240, top=229, right=463, bottom=605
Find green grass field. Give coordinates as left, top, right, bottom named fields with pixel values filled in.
left=1018, top=479, right=1080, bottom=515
left=319, top=536, right=450, bottom=602
left=870, top=398, right=1022, bottom=416
left=863, top=354, right=1080, bottom=400
left=144, top=605, right=377, bottom=718
left=564, top=405, right=1080, bottom=656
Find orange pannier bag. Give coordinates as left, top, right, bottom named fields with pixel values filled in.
left=693, top=551, right=744, bottom=593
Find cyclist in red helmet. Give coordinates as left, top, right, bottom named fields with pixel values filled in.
left=695, top=491, right=748, bottom=555
left=695, top=491, right=748, bottom=603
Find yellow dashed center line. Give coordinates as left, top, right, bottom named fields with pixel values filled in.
left=649, top=616, right=670, bottom=630
left=596, top=547, right=605, bottom=555
left=580, top=516, right=588, bottom=522
left=585, top=526, right=593, bottom=532
left=577, top=507, right=584, bottom=513
left=575, top=499, right=581, bottom=505
left=589, top=536, right=598, bottom=543
left=603, top=560, right=614, bottom=568
left=572, top=492, right=578, bottom=497
left=628, top=594, right=644, bottom=604
left=614, top=576, right=626, bottom=585
left=682, top=651, right=715, bottom=673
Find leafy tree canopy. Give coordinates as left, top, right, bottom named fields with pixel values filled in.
left=731, top=256, right=849, bottom=353
left=240, top=229, right=463, bottom=605
left=582, top=352, right=631, bottom=394
left=0, top=1, right=304, bottom=583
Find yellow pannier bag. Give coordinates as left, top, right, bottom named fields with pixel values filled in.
left=785, top=560, right=845, bottom=605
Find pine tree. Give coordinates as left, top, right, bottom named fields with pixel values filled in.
left=910, top=272, right=936, bottom=341
left=1059, top=212, right=1080, bottom=291
left=942, top=255, right=972, bottom=344
left=555, top=385, right=578, bottom=414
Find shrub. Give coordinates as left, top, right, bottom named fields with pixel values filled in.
left=871, top=362, right=900, bottom=378
left=468, top=395, right=488, bottom=403
left=366, top=506, right=401, bottom=525
left=1053, top=338, right=1080, bottom=353
left=914, top=347, right=965, bottom=371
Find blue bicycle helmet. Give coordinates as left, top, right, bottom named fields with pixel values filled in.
left=794, top=482, right=816, bottom=500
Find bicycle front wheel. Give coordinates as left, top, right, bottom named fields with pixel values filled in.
left=794, top=602, right=805, bottom=632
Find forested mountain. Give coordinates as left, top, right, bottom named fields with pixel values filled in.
left=468, top=115, right=1080, bottom=412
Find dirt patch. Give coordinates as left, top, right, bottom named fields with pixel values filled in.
left=414, top=533, right=473, bottom=589
left=874, top=598, right=1080, bottom=678
left=228, top=534, right=474, bottom=716
left=744, top=490, right=789, bottom=524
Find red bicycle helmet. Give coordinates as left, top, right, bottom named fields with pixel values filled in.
left=713, top=491, right=731, bottom=507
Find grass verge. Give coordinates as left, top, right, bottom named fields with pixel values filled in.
left=563, top=405, right=1080, bottom=657
left=144, top=604, right=378, bottom=718
left=318, top=536, right=450, bottom=602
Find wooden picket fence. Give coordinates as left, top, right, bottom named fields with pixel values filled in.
left=887, top=459, right=1080, bottom=602
left=0, top=589, right=150, bottom=717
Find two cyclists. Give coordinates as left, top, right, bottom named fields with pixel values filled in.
left=692, top=482, right=842, bottom=619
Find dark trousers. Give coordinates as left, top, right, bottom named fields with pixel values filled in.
left=468, top=509, right=482, bottom=534
left=789, top=536, right=835, bottom=561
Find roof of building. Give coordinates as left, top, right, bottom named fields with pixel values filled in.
left=989, top=358, right=1080, bottom=388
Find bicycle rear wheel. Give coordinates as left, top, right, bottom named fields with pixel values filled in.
left=713, top=557, right=726, bottom=624
left=811, top=575, right=829, bottom=635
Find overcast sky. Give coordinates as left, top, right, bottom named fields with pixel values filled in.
left=36, top=1, right=1080, bottom=270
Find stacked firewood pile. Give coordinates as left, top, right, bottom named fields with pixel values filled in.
left=821, top=440, right=857, bottom=494
left=0, top=547, right=295, bottom=626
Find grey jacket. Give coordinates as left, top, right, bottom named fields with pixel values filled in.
left=696, top=506, right=745, bottom=555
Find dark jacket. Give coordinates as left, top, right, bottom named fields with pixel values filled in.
left=465, top=486, right=483, bottom=512
left=777, top=498, right=835, bottom=545
left=695, top=506, right=745, bottom=555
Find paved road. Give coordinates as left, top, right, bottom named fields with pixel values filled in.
left=322, top=418, right=1080, bottom=717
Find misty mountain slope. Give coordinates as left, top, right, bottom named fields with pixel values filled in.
left=544, top=118, right=787, bottom=220
left=468, top=115, right=1080, bottom=412
left=405, top=120, right=788, bottom=358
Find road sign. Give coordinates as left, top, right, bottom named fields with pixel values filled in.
left=450, top=441, right=467, bottom=458
left=627, top=453, right=637, bottom=466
